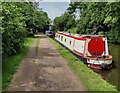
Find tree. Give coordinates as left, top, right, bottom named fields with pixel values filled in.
left=66, top=2, right=120, bottom=43
left=52, top=12, right=75, bottom=32
left=2, top=2, right=26, bottom=56
left=2, top=2, right=50, bottom=58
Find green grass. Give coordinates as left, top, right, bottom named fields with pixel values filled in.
left=2, top=37, right=34, bottom=90
left=47, top=37, right=119, bottom=92
left=36, top=37, right=40, bottom=53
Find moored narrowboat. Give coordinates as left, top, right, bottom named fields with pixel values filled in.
left=55, top=31, right=112, bottom=69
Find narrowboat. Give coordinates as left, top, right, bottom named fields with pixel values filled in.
left=55, top=31, right=112, bottom=69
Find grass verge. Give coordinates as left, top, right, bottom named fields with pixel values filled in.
left=47, top=36, right=119, bottom=92
left=36, top=37, right=40, bottom=53
left=2, top=37, right=34, bottom=90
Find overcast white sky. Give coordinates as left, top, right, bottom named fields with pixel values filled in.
left=39, top=1, right=70, bottom=20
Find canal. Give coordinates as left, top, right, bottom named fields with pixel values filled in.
left=93, top=44, right=120, bottom=91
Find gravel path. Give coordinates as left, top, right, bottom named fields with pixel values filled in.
left=8, top=34, right=86, bottom=91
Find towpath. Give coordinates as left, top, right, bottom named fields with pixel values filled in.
left=8, top=34, right=86, bottom=91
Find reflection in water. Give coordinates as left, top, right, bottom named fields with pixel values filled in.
left=93, top=44, right=120, bottom=91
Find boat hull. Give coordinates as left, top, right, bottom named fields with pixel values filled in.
left=87, top=56, right=112, bottom=69
left=73, top=49, right=112, bottom=69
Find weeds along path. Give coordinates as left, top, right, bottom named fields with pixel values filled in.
left=8, top=34, right=86, bottom=91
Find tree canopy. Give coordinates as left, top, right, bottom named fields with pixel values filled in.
left=2, top=2, right=50, bottom=57
left=52, top=2, right=120, bottom=43
left=52, top=12, right=76, bottom=32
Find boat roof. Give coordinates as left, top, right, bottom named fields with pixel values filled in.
left=57, top=31, right=104, bottom=38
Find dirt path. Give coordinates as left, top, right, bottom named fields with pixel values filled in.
left=8, top=34, right=86, bottom=91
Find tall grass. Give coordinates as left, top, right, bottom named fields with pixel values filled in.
left=2, top=38, right=34, bottom=90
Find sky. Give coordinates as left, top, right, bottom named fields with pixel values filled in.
left=39, top=1, right=70, bottom=20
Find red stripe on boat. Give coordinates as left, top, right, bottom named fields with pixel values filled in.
left=56, top=32, right=86, bottom=41
left=73, top=49, right=84, bottom=57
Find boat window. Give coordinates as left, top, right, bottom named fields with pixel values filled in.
left=65, top=38, right=66, bottom=42
left=61, top=36, right=63, bottom=41
left=70, top=41, right=71, bottom=45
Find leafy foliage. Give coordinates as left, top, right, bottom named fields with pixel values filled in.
left=2, top=2, right=50, bottom=57
left=53, top=2, right=120, bottom=43
left=52, top=12, right=76, bottom=33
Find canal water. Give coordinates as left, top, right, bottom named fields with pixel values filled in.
left=93, top=44, right=120, bottom=91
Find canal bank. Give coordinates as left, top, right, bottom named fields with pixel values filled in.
left=94, top=44, right=120, bottom=91
left=47, top=36, right=119, bottom=92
